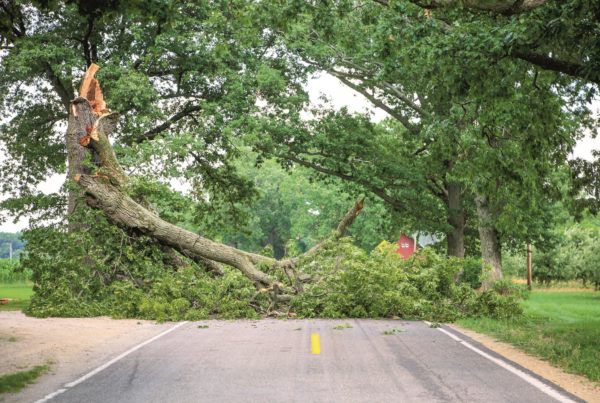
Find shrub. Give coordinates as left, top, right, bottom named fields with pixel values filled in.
left=492, top=279, right=529, bottom=299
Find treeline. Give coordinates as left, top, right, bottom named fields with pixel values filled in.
left=502, top=217, right=600, bottom=289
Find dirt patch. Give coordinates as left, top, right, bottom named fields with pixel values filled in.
left=511, top=278, right=596, bottom=292
left=533, top=288, right=596, bottom=293
left=450, top=323, right=600, bottom=403
left=0, top=311, right=174, bottom=402
left=0, top=312, right=170, bottom=377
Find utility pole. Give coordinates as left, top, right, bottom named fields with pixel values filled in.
left=526, top=243, right=532, bottom=290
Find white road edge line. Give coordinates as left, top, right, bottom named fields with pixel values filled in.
left=33, top=321, right=189, bottom=403
left=425, top=321, right=577, bottom=403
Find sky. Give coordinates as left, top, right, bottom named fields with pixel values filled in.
left=1, top=73, right=599, bottom=232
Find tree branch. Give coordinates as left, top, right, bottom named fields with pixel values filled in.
left=135, top=104, right=202, bottom=143
left=44, top=62, right=74, bottom=110
left=372, top=1, right=594, bottom=83
left=284, top=153, right=405, bottom=212
left=81, top=15, right=96, bottom=67
left=512, top=50, right=600, bottom=84
left=70, top=65, right=364, bottom=301
left=329, top=71, right=420, bottom=134
left=380, top=82, right=429, bottom=117
left=299, top=197, right=365, bottom=260
left=374, top=0, right=549, bottom=15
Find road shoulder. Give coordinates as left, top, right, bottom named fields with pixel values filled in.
left=448, top=323, right=600, bottom=403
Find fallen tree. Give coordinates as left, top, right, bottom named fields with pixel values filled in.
left=21, top=64, right=525, bottom=322
left=68, top=64, right=364, bottom=303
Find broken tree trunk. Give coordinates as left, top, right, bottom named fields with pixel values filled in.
left=66, top=98, right=95, bottom=226
left=69, top=64, right=363, bottom=301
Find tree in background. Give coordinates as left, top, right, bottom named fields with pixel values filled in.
left=531, top=215, right=600, bottom=289
left=220, top=153, right=399, bottom=258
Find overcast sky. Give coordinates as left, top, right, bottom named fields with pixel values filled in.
left=1, top=73, right=599, bottom=232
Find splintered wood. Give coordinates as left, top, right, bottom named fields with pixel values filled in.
left=79, top=63, right=107, bottom=114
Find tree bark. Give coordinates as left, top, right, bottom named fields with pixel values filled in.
left=475, top=195, right=503, bottom=289
left=66, top=98, right=96, bottom=230
left=446, top=181, right=465, bottom=258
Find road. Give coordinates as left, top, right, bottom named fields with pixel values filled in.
left=36, top=320, right=580, bottom=403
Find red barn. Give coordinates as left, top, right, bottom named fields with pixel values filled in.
left=396, top=234, right=417, bottom=259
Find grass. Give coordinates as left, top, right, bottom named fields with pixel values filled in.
left=333, top=323, right=353, bottom=330
left=0, top=282, right=33, bottom=312
left=458, top=291, right=600, bottom=382
left=0, top=365, right=49, bottom=394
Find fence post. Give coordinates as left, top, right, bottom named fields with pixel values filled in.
left=526, top=243, right=532, bottom=290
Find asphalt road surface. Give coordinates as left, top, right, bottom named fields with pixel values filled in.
left=38, top=320, right=581, bottom=403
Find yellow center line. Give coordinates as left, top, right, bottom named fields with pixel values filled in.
left=311, top=333, right=321, bottom=355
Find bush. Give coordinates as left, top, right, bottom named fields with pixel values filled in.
left=492, top=279, right=529, bottom=299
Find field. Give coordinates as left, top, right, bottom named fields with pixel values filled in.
left=0, top=283, right=33, bottom=312
left=458, top=291, right=600, bottom=382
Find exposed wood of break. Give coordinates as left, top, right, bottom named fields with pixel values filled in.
left=79, top=63, right=107, bottom=114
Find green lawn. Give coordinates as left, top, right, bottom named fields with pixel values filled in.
left=0, top=283, right=33, bottom=312
left=458, top=291, right=600, bottom=382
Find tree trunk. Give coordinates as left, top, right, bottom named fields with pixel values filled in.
left=66, top=64, right=105, bottom=228
left=446, top=182, right=465, bottom=258
left=475, top=195, right=503, bottom=289
left=66, top=102, right=95, bottom=228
